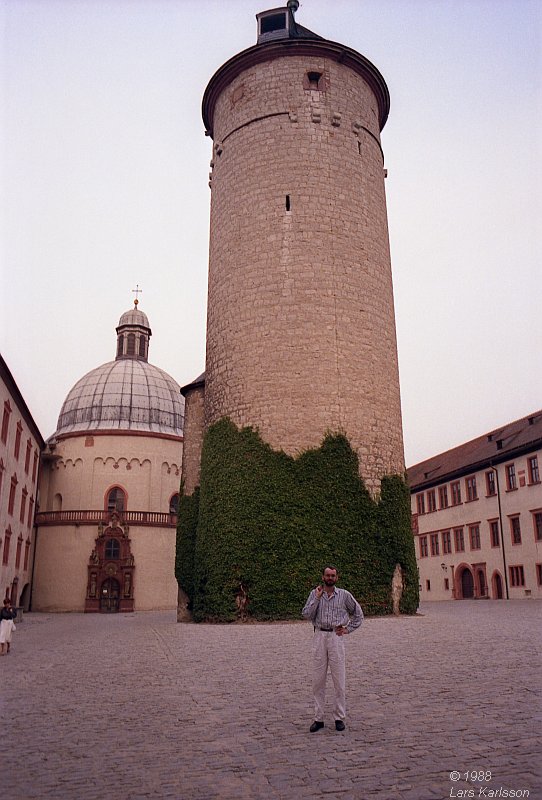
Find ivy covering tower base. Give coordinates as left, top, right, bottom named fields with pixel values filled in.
left=176, top=418, right=418, bottom=621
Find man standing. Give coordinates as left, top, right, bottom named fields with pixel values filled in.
left=302, top=565, right=363, bottom=732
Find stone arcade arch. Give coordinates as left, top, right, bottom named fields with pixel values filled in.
left=19, top=582, right=31, bottom=611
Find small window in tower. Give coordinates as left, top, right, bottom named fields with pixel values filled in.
left=285, top=195, right=291, bottom=212
left=127, top=333, right=136, bottom=356
left=260, top=12, right=286, bottom=34
left=139, top=335, right=146, bottom=357
left=117, top=335, right=124, bottom=357
left=304, top=71, right=324, bottom=91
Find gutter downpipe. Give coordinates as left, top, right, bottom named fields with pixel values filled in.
left=491, top=463, right=510, bottom=600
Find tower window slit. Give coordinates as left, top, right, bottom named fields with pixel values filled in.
left=307, top=71, right=323, bottom=90
left=285, top=195, right=291, bottom=212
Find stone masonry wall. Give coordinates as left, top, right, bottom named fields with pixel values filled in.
left=180, top=386, right=205, bottom=496
left=204, top=54, right=404, bottom=491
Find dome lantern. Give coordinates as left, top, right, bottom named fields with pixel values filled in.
left=115, top=300, right=152, bottom=362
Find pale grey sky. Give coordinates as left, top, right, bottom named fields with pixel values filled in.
left=1, top=0, right=541, bottom=466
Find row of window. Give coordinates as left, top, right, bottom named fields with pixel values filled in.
left=0, top=466, right=35, bottom=528
left=105, top=486, right=179, bottom=516
left=1, top=528, right=31, bottom=570
left=416, top=456, right=540, bottom=516
left=1, top=401, right=39, bottom=478
left=54, top=486, right=180, bottom=516
left=423, top=565, right=542, bottom=591
left=419, top=511, right=542, bottom=558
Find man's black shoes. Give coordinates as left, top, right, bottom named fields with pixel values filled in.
left=309, top=721, right=324, bottom=733
left=309, top=720, right=345, bottom=732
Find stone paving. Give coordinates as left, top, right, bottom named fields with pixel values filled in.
left=2, top=600, right=540, bottom=800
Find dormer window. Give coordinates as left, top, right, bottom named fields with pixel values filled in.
left=261, top=12, right=286, bottom=34
left=257, top=7, right=293, bottom=43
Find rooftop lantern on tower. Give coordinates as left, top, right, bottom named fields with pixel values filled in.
left=115, top=289, right=152, bottom=362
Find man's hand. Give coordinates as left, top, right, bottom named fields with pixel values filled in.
left=335, top=625, right=348, bottom=636
left=315, top=585, right=323, bottom=599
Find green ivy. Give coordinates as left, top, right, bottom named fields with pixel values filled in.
left=175, top=485, right=199, bottom=609
left=176, top=418, right=419, bottom=621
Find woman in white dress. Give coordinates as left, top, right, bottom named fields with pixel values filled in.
left=0, top=598, right=17, bottom=655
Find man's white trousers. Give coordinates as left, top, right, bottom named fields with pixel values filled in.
left=312, top=630, right=346, bottom=722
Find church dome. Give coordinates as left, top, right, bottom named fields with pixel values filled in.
left=54, top=302, right=184, bottom=437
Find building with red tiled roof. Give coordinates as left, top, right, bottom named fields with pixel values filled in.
left=407, top=411, right=542, bottom=601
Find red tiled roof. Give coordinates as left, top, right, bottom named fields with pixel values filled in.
left=407, top=410, right=542, bottom=490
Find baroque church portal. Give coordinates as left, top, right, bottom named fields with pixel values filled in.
left=33, top=302, right=184, bottom=612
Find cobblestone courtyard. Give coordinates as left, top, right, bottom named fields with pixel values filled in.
left=2, top=601, right=540, bottom=800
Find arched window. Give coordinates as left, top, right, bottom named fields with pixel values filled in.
left=106, top=487, right=126, bottom=514
left=53, top=493, right=62, bottom=512
left=139, top=335, right=146, bottom=357
left=169, top=493, right=180, bottom=515
left=127, top=333, right=136, bottom=356
left=105, top=538, right=120, bottom=559
left=117, top=335, right=124, bottom=357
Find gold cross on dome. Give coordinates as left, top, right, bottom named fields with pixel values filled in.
left=132, top=284, right=142, bottom=307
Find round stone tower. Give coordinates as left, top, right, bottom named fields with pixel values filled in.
left=201, top=3, right=404, bottom=490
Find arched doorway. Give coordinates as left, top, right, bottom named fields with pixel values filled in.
left=100, top=577, right=120, bottom=613
left=492, top=572, right=504, bottom=599
left=460, top=568, right=474, bottom=598
left=19, top=582, right=30, bottom=611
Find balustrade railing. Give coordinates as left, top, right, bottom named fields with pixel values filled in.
left=35, top=510, right=177, bottom=528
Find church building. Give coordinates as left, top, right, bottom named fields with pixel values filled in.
left=32, top=302, right=184, bottom=612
